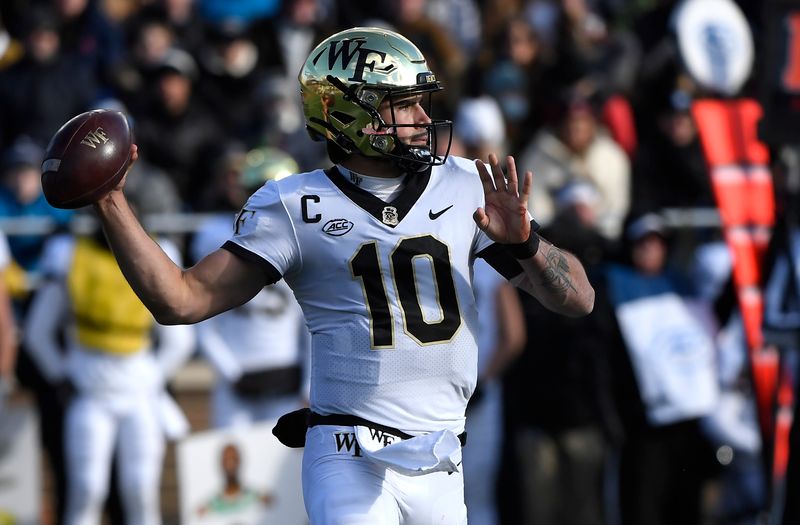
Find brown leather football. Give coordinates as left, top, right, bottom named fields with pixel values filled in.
left=41, top=109, right=133, bottom=209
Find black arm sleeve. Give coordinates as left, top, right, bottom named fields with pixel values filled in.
left=222, top=240, right=282, bottom=285
left=476, top=219, right=541, bottom=280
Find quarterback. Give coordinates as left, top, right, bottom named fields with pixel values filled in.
left=93, top=27, right=594, bottom=525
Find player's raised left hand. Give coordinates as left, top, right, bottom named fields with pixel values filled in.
left=473, top=154, right=532, bottom=244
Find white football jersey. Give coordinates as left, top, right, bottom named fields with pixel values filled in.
left=225, top=155, right=515, bottom=434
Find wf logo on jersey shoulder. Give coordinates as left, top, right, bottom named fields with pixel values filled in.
left=234, top=209, right=256, bottom=235
left=322, top=218, right=353, bottom=236
left=311, top=38, right=396, bottom=82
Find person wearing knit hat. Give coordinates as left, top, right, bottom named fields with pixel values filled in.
left=454, top=96, right=507, bottom=160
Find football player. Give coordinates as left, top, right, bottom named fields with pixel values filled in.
left=191, top=146, right=310, bottom=428
left=24, top=209, right=195, bottom=525
left=92, top=27, right=594, bottom=524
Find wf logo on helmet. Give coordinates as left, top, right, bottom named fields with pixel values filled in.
left=311, top=38, right=396, bottom=82
left=322, top=218, right=354, bottom=236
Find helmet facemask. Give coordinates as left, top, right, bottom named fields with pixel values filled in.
left=378, top=92, right=452, bottom=173
left=300, top=28, right=453, bottom=173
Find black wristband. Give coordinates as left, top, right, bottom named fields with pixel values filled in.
left=505, top=230, right=540, bottom=259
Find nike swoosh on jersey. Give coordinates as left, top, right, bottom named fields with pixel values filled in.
left=429, top=205, right=453, bottom=220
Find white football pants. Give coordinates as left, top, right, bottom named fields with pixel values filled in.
left=302, top=425, right=468, bottom=525
left=64, top=392, right=164, bottom=525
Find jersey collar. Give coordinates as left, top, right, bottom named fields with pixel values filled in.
left=324, top=166, right=431, bottom=228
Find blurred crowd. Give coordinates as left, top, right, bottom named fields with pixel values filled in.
left=0, top=0, right=793, bottom=524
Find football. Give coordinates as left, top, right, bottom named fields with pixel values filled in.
left=41, top=109, right=133, bottom=209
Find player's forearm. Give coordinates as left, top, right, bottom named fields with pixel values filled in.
left=93, top=191, right=191, bottom=324
left=512, top=238, right=595, bottom=317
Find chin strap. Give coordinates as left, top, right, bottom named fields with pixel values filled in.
left=395, top=145, right=434, bottom=173
left=308, top=118, right=357, bottom=154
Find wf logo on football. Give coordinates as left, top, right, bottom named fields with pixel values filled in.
left=80, top=128, right=110, bottom=148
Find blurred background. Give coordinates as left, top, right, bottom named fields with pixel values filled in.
left=1, top=0, right=800, bottom=524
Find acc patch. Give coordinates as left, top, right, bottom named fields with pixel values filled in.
left=322, top=218, right=353, bottom=236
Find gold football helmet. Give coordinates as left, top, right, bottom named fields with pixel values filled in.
left=299, top=27, right=452, bottom=172
left=240, top=147, right=299, bottom=190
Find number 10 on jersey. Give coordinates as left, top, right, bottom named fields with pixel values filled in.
left=350, top=235, right=461, bottom=348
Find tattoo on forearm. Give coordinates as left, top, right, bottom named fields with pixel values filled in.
left=540, top=247, right=576, bottom=296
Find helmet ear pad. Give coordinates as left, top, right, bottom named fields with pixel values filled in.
left=368, top=133, right=396, bottom=155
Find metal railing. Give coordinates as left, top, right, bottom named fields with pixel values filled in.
left=0, top=212, right=226, bottom=236
left=0, top=208, right=723, bottom=237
